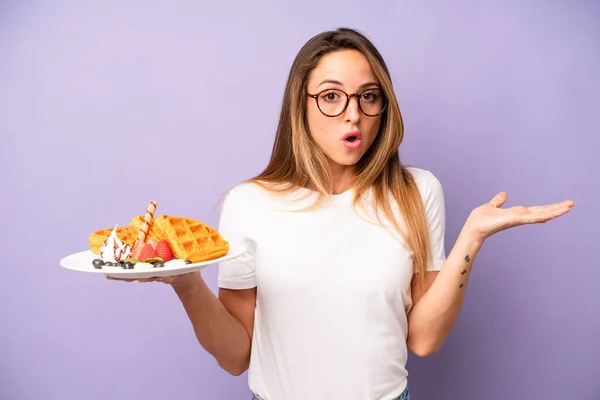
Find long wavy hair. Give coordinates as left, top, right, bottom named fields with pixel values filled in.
left=246, top=27, right=432, bottom=289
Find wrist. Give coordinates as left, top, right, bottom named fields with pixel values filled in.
left=460, top=221, right=486, bottom=247
left=171, top=271, right=203, bottom=295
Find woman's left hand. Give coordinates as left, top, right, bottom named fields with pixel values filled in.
left=465, top=192, right=575, bottom=242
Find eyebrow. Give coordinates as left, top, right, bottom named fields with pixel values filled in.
left=316, top=79, right=380, bottom=90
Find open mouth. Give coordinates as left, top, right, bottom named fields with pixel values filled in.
left=342, top=132, right=362, bottom=149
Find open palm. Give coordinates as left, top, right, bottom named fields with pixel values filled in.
left=466, top=192, right=575, bottom=241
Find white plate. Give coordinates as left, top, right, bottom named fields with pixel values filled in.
left=60, top=244, right=246, bottom=279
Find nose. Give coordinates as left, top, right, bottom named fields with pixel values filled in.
left=344, top=95, right=360, bottom=124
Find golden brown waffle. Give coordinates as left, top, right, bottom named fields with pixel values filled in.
left=128, top=215, right=164, bottom=243
left=153, top=215, right=229, bottom=262
left=88, top=226, right=136, bottom=254
left=88, top=214, right=229, bottom=262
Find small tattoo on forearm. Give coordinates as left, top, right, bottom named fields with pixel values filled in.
left=459, top=256, right=470, bottom=287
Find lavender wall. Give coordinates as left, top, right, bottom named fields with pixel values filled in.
left=2, top=1, right=599, bottom=399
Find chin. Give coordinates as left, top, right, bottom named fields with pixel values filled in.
left=329, top=152, right=364, bottom=167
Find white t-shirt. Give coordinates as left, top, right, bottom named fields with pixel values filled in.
left=217, top=167, right=446, bottom=400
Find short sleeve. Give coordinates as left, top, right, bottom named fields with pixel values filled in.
left=415, top=170, right=447, bottom=273
left=217, top=186, right=257, bottom=289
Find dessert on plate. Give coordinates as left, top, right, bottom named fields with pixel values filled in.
left=87, top=201, right=229, bottom=271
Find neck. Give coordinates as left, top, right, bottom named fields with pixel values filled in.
left=329, top=162, right=356, bottom=195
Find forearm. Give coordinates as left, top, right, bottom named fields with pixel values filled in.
left=407, top=225, right=484, bottom=355
left=172, top=274, right=251, bottom=374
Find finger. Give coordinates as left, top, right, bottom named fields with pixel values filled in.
left=561, top=199, right=575, bottom=207
left=106, top=276, right=136, bottom=282
left=489, top=192, right=508, bottom=208
left=525, top=206, right=571, bottom=223
left=527, top=203, right=565, bottom=214
left=528, top=203, right=574, bottom=218
left=539, top=205, right=571, bottom=217
left=526, top=200, right=575, bottom=214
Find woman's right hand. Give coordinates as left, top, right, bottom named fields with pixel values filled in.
left=106, top=271, right=200, bottom=291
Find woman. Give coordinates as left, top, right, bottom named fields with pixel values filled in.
left=110, top=28, right=574, bottom=400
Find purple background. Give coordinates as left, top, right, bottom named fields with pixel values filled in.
left=1, top=1, right=599, bottom=399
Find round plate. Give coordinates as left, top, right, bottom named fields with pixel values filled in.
left=59, top=244, right=247, bottom=279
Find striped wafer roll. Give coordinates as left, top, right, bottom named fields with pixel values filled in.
left=134, top=201, right=158, bottom=246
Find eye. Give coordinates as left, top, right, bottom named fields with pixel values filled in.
left=361, top=90, right=379, bottom=102
left=320, top=90, right=341, bottom=102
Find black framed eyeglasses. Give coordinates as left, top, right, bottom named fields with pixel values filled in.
left=307, top=88, right=387, bottom=118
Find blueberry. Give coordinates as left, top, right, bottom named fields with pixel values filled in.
left=185, top=260, right=192, bottom=264
left=92, top=259, right=104, bottom=269
left=123, top=262, right=134, bottom=270
left=155, top=261, right=164, bottom=268
left=117, top=261, right=124, bottom=268
left=104, top=262, right=115, bottom=266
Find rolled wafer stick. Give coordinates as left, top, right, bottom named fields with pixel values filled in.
left=134, top=201, right=158, bottom=248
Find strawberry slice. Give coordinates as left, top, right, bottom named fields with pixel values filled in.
left=154, top=240, right=173, bottom=262
left=138, top=243, right=157, bottom=261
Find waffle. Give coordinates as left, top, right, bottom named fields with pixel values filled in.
left=89, top=214, right=229, bottom=263
left=128, top=215, right=164, bottom=243
left=152, top=215, right=230, bottom=262
left=88, top=226, right=136, bottom=254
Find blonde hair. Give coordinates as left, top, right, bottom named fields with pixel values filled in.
left=245, top=28, right=432, bottom=289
